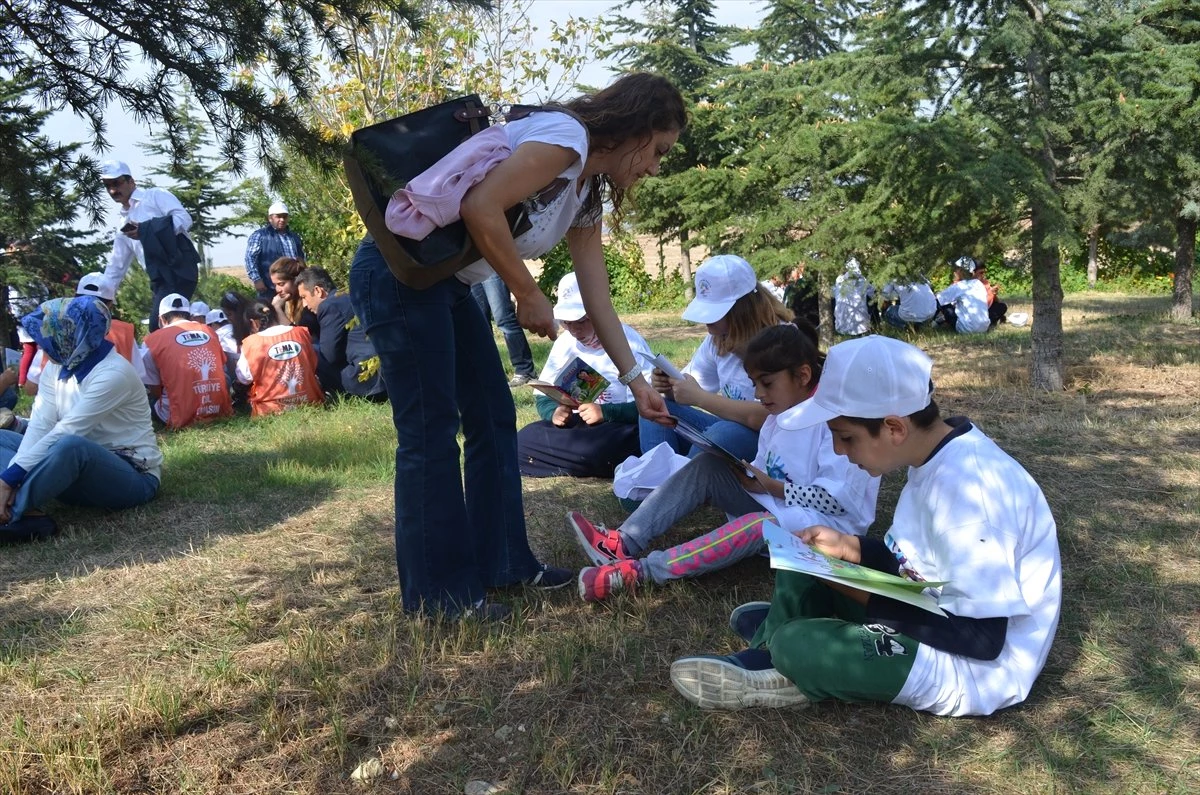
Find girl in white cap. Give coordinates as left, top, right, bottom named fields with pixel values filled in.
left=515, top=272, right=653, bottom=478
left=640, top=254, right=792, bottom=464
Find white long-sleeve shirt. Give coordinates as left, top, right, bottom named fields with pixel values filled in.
left=10, top=348, right=162, bottom=482
left=103, top=186, right=194, bottom=288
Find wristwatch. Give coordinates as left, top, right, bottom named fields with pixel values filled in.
left=617, top=363, right=644, bottom=386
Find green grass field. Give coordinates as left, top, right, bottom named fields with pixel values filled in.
left=1, top=293, right=1198, bottom=794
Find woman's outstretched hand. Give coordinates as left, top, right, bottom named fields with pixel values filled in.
left=631, top=378, right=672, bottom=425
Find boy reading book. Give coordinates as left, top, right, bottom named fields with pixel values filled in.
left=670, top=335, right=1062, bottom=717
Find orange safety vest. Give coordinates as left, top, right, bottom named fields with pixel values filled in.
left=106, top=319, right=137, bottom=364
left=240, top=326, right=324, bottom=417
left=144, top=320, right=234, bottom=429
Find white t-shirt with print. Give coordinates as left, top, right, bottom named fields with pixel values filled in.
left=682, top=335, right=756, bottom=403
left=936, top=279, right=991, bottom=333
left=887, top=424, right=1062, bottom=717
left=538, top=323, right=652, bottom=405
left=456, top=112, right=591, bottom=285
left=750, top=403, right=880, bottom=536
left=883, top=281, right=937, bottom=323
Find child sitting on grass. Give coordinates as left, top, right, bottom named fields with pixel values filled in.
left=570, top=323, right=880, bottom=601
left=670, top=335, right=1062, bottom=716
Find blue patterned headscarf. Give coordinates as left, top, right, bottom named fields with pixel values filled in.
left=21, top=296, right=113, bottom=375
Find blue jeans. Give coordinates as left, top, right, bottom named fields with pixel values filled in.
left=638, top=399, right=760, bottom=462
left=1, top=386, right=16, bottom=410
left=0, top=431, right=159, bottom=521
left=349, top=239, right=541, bottom=615
left=470, top=274, right=535, bottom=378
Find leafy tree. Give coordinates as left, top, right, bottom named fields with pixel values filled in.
left=0, top=0, right=444, bottom=220
left=139, top=93, right=255, bottom=272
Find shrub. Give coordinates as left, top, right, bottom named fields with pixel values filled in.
left=536, top=236, right=688, bottom=314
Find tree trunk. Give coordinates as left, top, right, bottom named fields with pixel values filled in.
left=679, top=229, right=694, bottom=300
left=1172, top=212, right=1196, bottom=321
left=1024, top=12, right=1065, bottom=391
left=1087, top=226, right=1099, bottom=289
left=817, top=269, right=834, bottom=350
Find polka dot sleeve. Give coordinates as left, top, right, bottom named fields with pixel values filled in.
left=783, top=482, right=847, bottom=516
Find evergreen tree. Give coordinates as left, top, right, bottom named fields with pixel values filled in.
left=602, top=1, right=735, bottom=293
left=0, top=77, right=106, bottom=343
left=0, top=0, right=453, bottom=219
left=138, top=94, right=254, bottom=272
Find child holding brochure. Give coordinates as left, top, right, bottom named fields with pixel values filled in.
left=570, top=324, right=880, bottom=601
left=670, top=336, right=1062, bottom=717
left=516, top=273, right=653, bottom=478
left=639, top=254, right=792, bottom=463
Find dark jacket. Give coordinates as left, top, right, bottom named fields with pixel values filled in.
left=138, top=215, right=200, bottom=287
left=316, top=292, right=386, bottom=398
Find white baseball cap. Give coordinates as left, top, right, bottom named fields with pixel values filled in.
left=158, top=293, right=190, bottom=317
left=268, top=201, right=289, bottom=216
left=189, top=300, right=210, bottom=317
left=205, top=308, right=229, bottom=325
left=778, top=335, right=934, bottom=430
left=553, top=272, right=586, bottom=321
left=99, top=160, right=132, bottom=180
left=953, top=255, right=977, bottom=274
left=681, top=255, right=758, bottom=324
left=76, top=272, right=116, bottom=302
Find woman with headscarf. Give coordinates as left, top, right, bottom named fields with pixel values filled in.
left=0, top=296, right=162, bottom=542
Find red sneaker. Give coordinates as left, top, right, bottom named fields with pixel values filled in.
left=578, top=559, right=642, bottom=603
left=567, top=511, right=630, bottom=566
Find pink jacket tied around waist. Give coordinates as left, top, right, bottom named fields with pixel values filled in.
left=384, top=125, right=511, bottom=240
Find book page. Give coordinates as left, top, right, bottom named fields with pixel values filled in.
left=762, top=521, right=948, bottom=615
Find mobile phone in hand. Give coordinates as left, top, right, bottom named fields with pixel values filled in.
left=121, top=222, right=136, bottom=233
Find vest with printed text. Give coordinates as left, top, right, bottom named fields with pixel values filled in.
left=145, top=320, right=234, bottom=428
left=241, top=326, right=324, bottom=416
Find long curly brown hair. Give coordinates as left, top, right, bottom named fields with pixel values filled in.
left=559, top=73, right=687, bottom=225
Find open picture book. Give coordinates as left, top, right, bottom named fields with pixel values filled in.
left=761, top=521, right=949, bottom=615
left=669, top=415, right=754, bottom=476
left=527, top=357, right=609, bottom=408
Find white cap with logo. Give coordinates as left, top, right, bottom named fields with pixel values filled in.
left=553, top=272, right=586, bottom=321
left=778, top=335, right=934, bottom=430
left=205, top=309, right=229, bottom=325
left=189, top=300, right=210, bottom=317
left=76, top=272, right=116, bottom=302
left=681, top=254, right=758, bottom=324
left=268, top=201, right=289, bottom=216
left=158, top=293, right=191, bottom=318
left=99, top=160, right=132, bottom=180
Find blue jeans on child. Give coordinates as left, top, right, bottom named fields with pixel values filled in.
left=638, top=400, right=759, bottom=462
left=0, top=431, right=159, bottom=521
left=1, top=386, right=17, bottom=411
left=470, top=273, right=536, bottom=379
left=349, top=238, right=542, bottom=616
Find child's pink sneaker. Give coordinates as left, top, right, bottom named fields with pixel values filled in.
left=578, top=559, right=642, bottom=603
left=567, top=511, right=631, bottom=566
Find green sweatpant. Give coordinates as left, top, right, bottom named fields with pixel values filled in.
left=750, top=570, right=919, bottom=704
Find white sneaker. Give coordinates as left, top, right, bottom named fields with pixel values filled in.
left=670, top=654, right=809, bottom=711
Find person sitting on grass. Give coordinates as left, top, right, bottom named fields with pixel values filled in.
left=142, top=293, right=235, bottom=429
left=236, top=300, right=324, bottom=417
left=639, top=254, right=792, bottom=463
left=570, top=323, right=879, bottom=601
left=294, top=267, right=387, bottom=401
left=0, top=296, right=162, bottom=543
left=973, top=262, right=1009, bottom=328
left=880, top=277, right=937, bottom=331
left=669, top=335, right=1062, bottom=716
left=516, top=272, right=653, bottom=478
left=935, top=256, right=991, bottom=334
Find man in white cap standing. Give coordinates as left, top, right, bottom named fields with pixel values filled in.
left=244, top=200, right=305, bottom=301
left=98, top=159, right=199, bottom=333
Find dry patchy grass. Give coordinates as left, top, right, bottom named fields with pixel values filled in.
left=1, top=292, right=1198, bottom=793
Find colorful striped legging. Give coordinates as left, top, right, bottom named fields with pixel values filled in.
left=642, top=511, right=775, bottom=585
